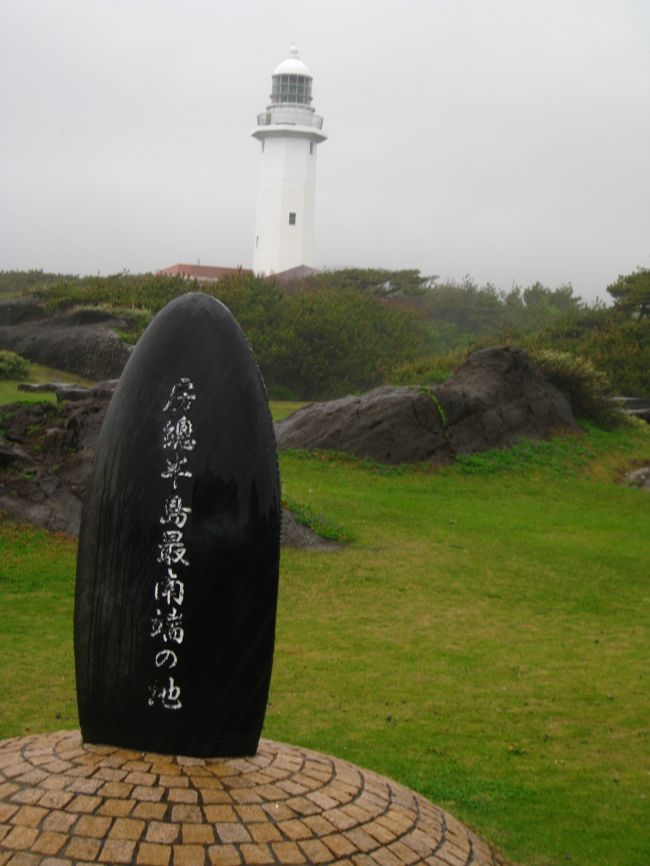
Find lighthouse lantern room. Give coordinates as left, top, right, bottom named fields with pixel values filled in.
left=252, top=45, right=326, bottom=276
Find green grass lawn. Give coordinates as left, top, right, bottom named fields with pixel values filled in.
left=0, top=362, right=94, bottom=406
left=0, top=407, right=649, bottom=866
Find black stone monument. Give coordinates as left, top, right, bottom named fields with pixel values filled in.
left=74, top=293, right=281, bottom=757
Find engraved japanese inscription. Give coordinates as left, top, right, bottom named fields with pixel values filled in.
left=74, top=293, right=280, bottom=757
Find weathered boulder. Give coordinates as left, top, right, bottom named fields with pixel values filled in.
left=276, top=386, right=454, bottom=464
left=0, top=398, right=333, bottom=546
left=434, top=345, right=579, bottom=454
left=624, top=466, right=650, bottom=490
left=18, top=379, right=119, bottom=402
left=0, top=399, right=106, bottom=535
left=0, top=300, right=130, bottom=379
left=275, top=346, right=579, bottom=464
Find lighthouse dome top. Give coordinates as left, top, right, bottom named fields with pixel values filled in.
left=273, top=44, right=312, bottom=78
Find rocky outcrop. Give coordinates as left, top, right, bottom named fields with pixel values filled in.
left=624, top=466, right=650, bottom=490
left=275, top=346, right=579, bottom=464
left=0, top=396, right=333, bottom=546
left=0, top=299, right=131, bottom=379
left=0, top=399, right=106, bottom=535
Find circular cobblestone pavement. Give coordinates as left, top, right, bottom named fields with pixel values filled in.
left=0, top=731, right=513, bottom=866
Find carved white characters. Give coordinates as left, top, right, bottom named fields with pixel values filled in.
left=148, top=377, right=197, bottom=711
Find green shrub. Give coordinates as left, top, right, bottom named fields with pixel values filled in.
left=0, top=351, right=30, bottom=381
left=387, top=348, right=468, bottom=386
left=531, top=348, right=618, bottom=427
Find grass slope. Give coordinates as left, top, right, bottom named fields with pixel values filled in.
left=0, top=363, right=93, bottom=407
left=0, top=415, right=649, bottom=866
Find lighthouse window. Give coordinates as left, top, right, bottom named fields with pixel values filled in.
left=310, top=142, right=313, bottom=154
left=272, top=74, right=313, bottom=105
left=289, top=212, right=296, bottom=225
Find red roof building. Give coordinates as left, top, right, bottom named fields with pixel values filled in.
left=156, top=264, right=251, bottom=282
left=157, top=263, right=319, bottom=286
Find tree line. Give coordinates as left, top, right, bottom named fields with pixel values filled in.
left=0, top=266, right=647, bottom=399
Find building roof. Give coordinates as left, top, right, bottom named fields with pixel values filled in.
left=271, top=264, right=320, bottom=284
left=157, top=264, right=251, bottom=282
left=273, top=44, right=312, bottom=78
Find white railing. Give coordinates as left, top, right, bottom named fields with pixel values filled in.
left=257, top=109, right=324, bottom=129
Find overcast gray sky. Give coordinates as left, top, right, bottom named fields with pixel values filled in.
left=1, top=0, right=648, bottom=302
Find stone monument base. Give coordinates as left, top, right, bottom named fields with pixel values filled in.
left=0, top=731, right=512, bottom=865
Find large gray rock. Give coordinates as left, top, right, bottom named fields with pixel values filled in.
left=0, top=300, right=130, bottom=379
left=0, top=397, right=333, bottom=547
left=275, top=346, right=579, bottom=464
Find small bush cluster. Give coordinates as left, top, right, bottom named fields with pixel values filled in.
left=531, top=348, right=618, bottom=427
left=387, top=349, right=468, bottom=386
left=0, top=350, right=29, bottom=381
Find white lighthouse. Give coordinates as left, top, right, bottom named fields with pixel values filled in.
left=252, top=45, right=326, bottom=276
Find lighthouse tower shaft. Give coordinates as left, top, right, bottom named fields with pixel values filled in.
left=252, top=47, right=326, bottom=276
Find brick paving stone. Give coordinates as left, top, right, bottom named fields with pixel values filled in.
left=270, top=841, right=306, bottom=864
left=30, top=834, right=66, bottom=856
left=386, top=842, right=419, bottom=865
left=136, top=842, right=171, bottom=865
left=277, top=819, right=312, bottom=840
left=109, top=818, right=146, bottom=841
left=65, top=795, right=100, bottom=814
left=172, top=843, right=204, bottom=865
left=303, top=816, right=336, bottom=837
left=62, top=836, right=101, bottom=860
left=203, top=806, right=237, bottom=824
left=93, top=768, right=126, bottom=783
left=170, top=806, right=202, bottom=824
left=215, top=822, right=251, bottom=844
left=261, top=802, right=294, bottom=821
left=97, top=838, right=136, bottom=863
left=64, top=778, right=102, bottom=796
left=1, top=732, right=514, bottom=865
left=298, top=839, right=332, bottom=863
left=248, top=823, right=281, bottom=844
left=72, top=816, right=111, bottom=839
left=132, top=804, right=167, bottom=821
left=133, top=786, right=165, bottom=803
left=97, top=780, right=133, bottom=799
left=125, top=772, right=156, bottom=787
left=168, top=789, right=198, bottom=805
left=96, top=798, right=135, bottom=818
left=239, top=843, right=275, bottom=864
left=344, top=828, right=377, bottom=854
left=6, top=854, right=41, bottom=866
left=322, top=834, right=356, bottom=858
left=207, top=845, right=241, bottom=865
left=159, top=775, right=188, bottom=788
left=37, top=780, right=66, bottom=795
left=40, top=815, right=74, bottom=835
left=234, top=806, right=265, bottom=823
left=10, top=791, right=42, bottom=808
left=369, top=847, right=402, bottom=866
left=3, top=828, right=39, bottom=851
left=199, top=790, right=230, bottom=805
left=146, top=822, right=180, bottom=844
left=35, top=795, right=72, bottom=813
left=181, top=824, right=214, bottom=845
